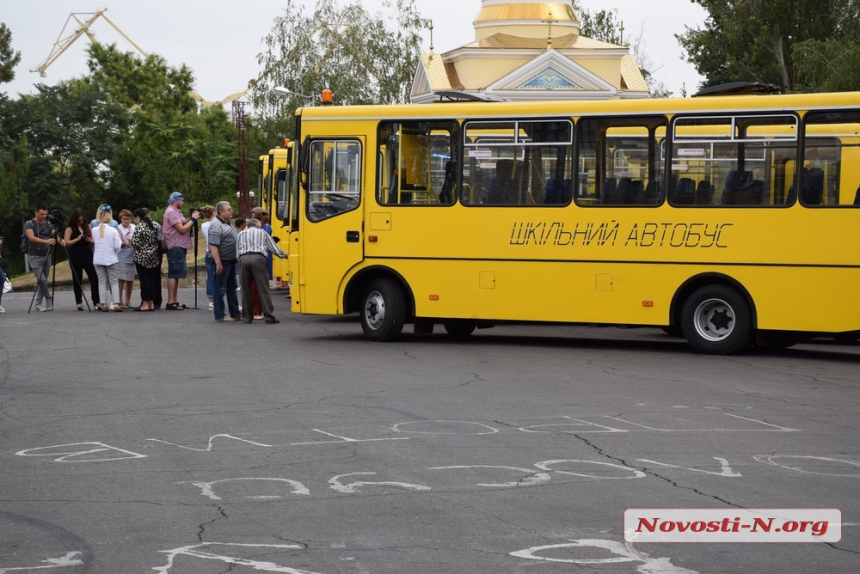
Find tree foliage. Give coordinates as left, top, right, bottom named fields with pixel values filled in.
left=677, top=0, right=860, bottom=93
left=251, top=0, right=426, bottom=141
left=84, top=44, right=236, bottom=207
left=0, top=40, right=238, bottom=272
left=0, top=23, right=21, bottom=85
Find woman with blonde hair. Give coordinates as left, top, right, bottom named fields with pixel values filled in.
left=92, top=205, right=123, bottom=312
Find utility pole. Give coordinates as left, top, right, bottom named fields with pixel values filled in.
left=232, top=101, right=251, bottom=218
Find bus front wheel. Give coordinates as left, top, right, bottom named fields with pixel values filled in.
left=681, top=285, right=752, bottom=355
left=360, top=278, right=405, bottom=342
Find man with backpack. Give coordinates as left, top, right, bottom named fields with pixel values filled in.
left=23, top=205, right=57, bottom=311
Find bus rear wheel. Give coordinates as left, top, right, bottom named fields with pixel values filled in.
left=443, top=319, right=477, bottom=339
left=681, top=285, right=752, bottom=355
left=360, top=278, right=405, bottom=342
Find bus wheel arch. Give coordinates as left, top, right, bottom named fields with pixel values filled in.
left=671, top=274, right=757, bottom=355
left=345, top=268, right=415, bottom=342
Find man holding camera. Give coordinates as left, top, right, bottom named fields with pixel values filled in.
left=162, top=191, right=200, bottom=310
left=24, top=205, right=57, bottom=311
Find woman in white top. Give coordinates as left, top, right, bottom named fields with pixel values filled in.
left=92, top=205, right=123, bottom=312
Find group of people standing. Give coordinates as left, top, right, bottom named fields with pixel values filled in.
left=201, top=201, right=286, bottom=323
left=23, top=203, right=165, bottom=312
left=19, top=191, right=286, bottom=323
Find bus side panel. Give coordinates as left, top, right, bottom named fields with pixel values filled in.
left=360, top=205, right=860, bottom=333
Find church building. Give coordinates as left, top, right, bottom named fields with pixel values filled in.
left=411, top=0, right=649, bottom=103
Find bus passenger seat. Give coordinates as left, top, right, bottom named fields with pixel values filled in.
left=616, top=177, right=642, bottom=204
left=694, top=180, right=713, bottom=204
left=600, top=178, right=618, bottom=204
left=801, top=168, right=824, bottom=205
left=720, top=170, right=753, bottom=204
left=544, top=178, right=572, bottom=204
left=544, top=178, right=562, bottom=204
left=481, top=159, right=515, bottom=204
left=672, top=177, right=696, bottom=204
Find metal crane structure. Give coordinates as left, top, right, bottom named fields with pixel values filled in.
left=31, top=9, right=148, bottom=77
left=30, top=9, right=229, bottom=106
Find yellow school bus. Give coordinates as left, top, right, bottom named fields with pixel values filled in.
left=257, top=144, right=295, bottom=287
left=287, top=92, right=860, bottom=354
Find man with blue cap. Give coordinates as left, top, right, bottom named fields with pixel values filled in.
left=162, top=191, right=200, bottom=310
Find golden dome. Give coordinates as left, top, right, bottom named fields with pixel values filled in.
left=474, top=2, right=578, bottom=25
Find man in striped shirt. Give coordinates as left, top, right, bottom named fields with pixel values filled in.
left=237, top=218, right=286, bottom=324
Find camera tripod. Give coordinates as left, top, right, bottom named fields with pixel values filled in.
left=189, top=213, right=200, bottom=310
left=27, top=229, right=92, bottom=313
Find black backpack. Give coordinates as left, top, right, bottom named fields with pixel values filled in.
left=20, top=219, right=34, bottom=253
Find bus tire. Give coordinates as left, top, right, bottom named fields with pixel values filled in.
left=360, top=278, right=405, bottom=342
left=832, top=331, right=860, bottom=344
left=681, top=285, right=752, bottom=355
left=443, top=319, right=477, bottom=339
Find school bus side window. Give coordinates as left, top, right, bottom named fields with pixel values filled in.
left=575, top=116, right=667, bottom=207
left=669, top=114, right=798, bottom=206
left=376, top=121, right=458, bottom=206
left=802, top=110, right=860, bottom=206
left=462, top=119, right=573, bottom=206
left=306, top=139, right=361, bottom=222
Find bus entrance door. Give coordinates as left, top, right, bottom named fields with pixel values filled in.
left=297, top=137, right=365, bottom=315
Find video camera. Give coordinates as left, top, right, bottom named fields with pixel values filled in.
left=46, top=209, right=64, bottom=227
left=46, top=209, right=65, bottom=233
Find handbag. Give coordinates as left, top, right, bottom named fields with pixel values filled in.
left=3, top=277, right=11, bottom=294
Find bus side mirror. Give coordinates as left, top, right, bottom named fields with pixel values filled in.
left=299, top=136, right=311, bottom=191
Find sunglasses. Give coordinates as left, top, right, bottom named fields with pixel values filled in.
left=100, top=205, right=111, bottom=211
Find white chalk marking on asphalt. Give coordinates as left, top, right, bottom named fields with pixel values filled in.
left=534, top=459, right=647, bottom=479
left=328, top=472, right=431, bottom=494
left=390, top=420, right=499, bottom=435
left=603, top=414, right=799, bottom=432
left=722, top=413, right=799, bottom=431
left=153, top=542, right=321, bottom=574
left=0, top=551, right=83, bottom=572
left=510, top=539, right=697, bottom=573
left=519, top=416, right=627, bottom=434
left=178, top=478, right=311, bottom=500
left=637, top=457, right=742, bottom=477
left=753, top=455, right=860, bottom=477
left=15, top=442, right=146, bottom=462
left=289, top=429, right=410, bottom=445
left=428, top=465, right=551, bottom=488
left=146, top=434, right=274, bottom=451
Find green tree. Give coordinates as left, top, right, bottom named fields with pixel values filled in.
left=0, top=22, right=25, bottom=212
left=84, top=43, right=236, bottom=207
left=0, top=23, right=21, bottom=84
left=677, top=0, right=860, bottom=92
left=250, top=0, right=426, bottom=140
left=14, top=81, right=130, bottom=211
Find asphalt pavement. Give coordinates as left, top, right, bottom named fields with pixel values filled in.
left=1, top=286, right=859, bottom=573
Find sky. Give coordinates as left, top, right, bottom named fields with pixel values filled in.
left=1, top=0, right=707, bottom=102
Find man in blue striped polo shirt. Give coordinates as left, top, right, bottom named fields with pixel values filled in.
left=237, top=217, right=286, bottom=324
